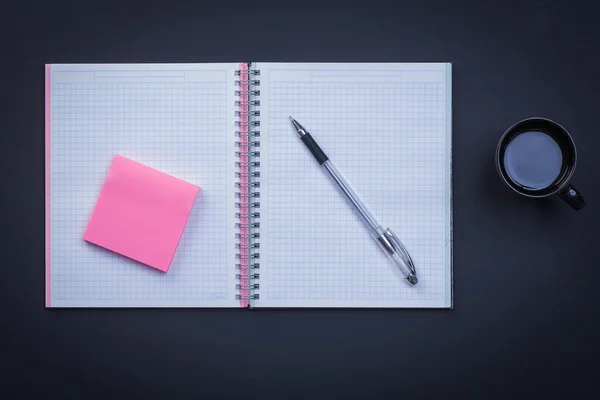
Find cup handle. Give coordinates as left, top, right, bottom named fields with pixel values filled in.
left=558, top=184, right=586, bottom=210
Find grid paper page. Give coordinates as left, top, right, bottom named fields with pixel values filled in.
left=255, top=63, right=452, bottom=308
left=47, top=64, right=238, bottom=307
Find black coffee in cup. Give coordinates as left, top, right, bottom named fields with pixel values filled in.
left=496, top=118, right=586, bottom=210
left=503, top=130, right=563, bottom=191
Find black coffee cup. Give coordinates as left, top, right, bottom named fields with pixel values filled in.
left=495, top=117, right=586, bottom=210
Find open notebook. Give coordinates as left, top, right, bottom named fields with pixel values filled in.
left=45, top=62, right=452, bottom=308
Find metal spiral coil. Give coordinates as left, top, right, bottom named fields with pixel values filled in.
left=235, top=100, right=260, bottom=106
left=235, top=191, right=260, bottom=198
left=235, top=79, right=260, bottom=86
left=235, top=212, right=260, bottom=219
left=234, top=64, right=260, bottom=305
left=236, top=243, right=260, bottom=249
left=235, top=262, right=260, bottom=270
left=235, top=181, right=260, bottom=188
left=235, top=161, right=260, bottom=168
left=236, top=233, right=260, bottom=239
left=235, top=120, right=260, bottom=127
left=235, top=70, right=260, bottom=76
left=235, top=202, right=260, bottom=208
left=235, top=151, right=260, bottom=157
left=234, top=90, right=260, bottom=96
left=235, top=171, right=260, bottom=177
left=236, top=273, right=260, bottom=279
left=236, top=294, right=260, bottom=300
left=235, top=130, right=260, bottom=137
left=235, top=141, right=260, bottom=147
left=236, top=283, right=260, bottom=290
left=235, top=110, right=260, bottom=116
left=235, top=222, right=260, bottom=229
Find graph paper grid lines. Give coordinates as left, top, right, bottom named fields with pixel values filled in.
left=47, top=64, right=238, bottom=307
left=255, top=63, right=452, bottom=308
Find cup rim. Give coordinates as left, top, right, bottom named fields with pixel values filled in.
left=495, top=117, right=577, bottom=198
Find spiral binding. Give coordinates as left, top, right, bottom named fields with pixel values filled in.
left=234, top=63, right=260, bottom=305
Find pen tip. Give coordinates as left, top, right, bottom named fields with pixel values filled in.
left=289, top=116, right=303, bottom=133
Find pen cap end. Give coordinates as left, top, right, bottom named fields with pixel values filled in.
left=376, top=228, right=418, bottom=286
left=405, top=275, right=418, bottom=286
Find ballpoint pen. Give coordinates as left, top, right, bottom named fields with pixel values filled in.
left=289, top=116, right=418, bottom=285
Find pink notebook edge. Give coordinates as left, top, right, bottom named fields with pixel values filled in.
left=45, top=65, right=51, bottom=307
left=238, top=62, right=250, bottom=308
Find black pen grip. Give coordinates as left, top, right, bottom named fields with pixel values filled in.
left=301, top=133, right=329, bottom=165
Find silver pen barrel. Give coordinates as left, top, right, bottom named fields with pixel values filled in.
left=321, top=160, right=380, bottom=234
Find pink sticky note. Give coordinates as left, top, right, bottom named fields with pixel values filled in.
left=84, top=155, right=200, bottom=272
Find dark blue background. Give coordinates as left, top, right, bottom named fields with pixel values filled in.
left=2, top=0, right=599, bottom=397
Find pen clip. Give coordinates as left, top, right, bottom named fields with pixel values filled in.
left=384, top=228, right=416, bottom=277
